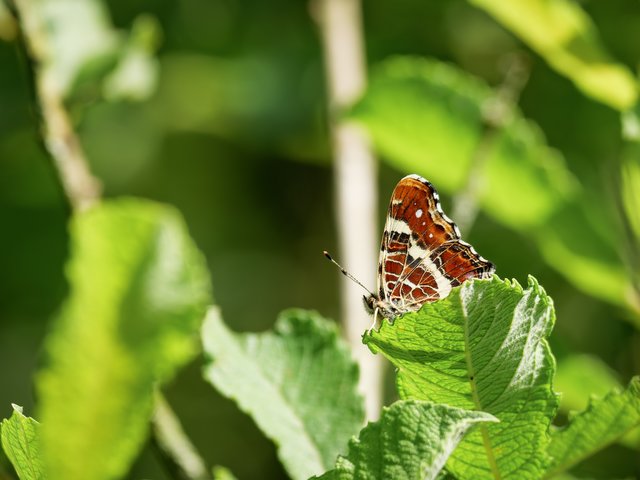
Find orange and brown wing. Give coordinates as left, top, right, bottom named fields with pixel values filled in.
left=377, top=174, right=494, bottom=313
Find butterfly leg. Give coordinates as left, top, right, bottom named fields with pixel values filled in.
left=367, top=307, right=380, bottom=332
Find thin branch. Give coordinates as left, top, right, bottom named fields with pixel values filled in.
left=452, top=54, right=530, bottom=235
left=314, top=0, right=383, bottom=420
left=13, top=0, right=101, bottom=211
left=13, top=3, right=209, bottom=477
left=152, top=392, right=210, bottom=480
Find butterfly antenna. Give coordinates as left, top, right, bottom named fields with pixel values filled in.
left=323, top=251, right=375, bottom=297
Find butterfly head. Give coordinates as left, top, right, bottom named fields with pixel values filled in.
left=363, top=293, right=404, bottom=321
left=363, top=294, right=376, bottom=314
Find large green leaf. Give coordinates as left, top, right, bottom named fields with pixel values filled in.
left=537, top=194, right=634, bottom=311
left=353, top=56, right=633, bottom=311
left=202, top=308, right=365, bottom=480
left=468, top=0, right=638, bottom=110
left=554, top=355, right=640, bottom=450
left=545, top=377, right=640, bottom=477
left=554, top=355, right=621, bottom=413
left=351, top=57, right=487, bottom=192
left=314, top=401, right=497, bottom=480
left=364, top=276, right=558, bottom=479
left=36, top=198, right=212, bottom=480
left=0, top=405, right=43, bottom=480
left=620, top=141, right=640, bottom=315
left=352, top=56, right=575, bottom=230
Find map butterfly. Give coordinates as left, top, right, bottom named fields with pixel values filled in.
left=326, top=174, right=494, bottom=325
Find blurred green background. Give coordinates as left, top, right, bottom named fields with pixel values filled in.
left=1, top=0, right=639, bottom=478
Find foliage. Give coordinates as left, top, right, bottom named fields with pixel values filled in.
left=35, top=199, right=211, bottom=479
left=314, top=401, right=496, bottom=480
left=1, top=0, right=640, bottom=478
left=353, top=55, right=637, bottom=312
left=202, top=308, right=365, bottom=480
left=545, top=377, right=640, bottom=477
left=364, top=277, right=640, bottom=479
left=0, top=406, right=43, bottom=480
left=469, top=0, right=638, bottom=110
left=351, top=56, right=576, bottom=229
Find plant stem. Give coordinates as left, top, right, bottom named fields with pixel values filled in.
left=152, top=392, right=210, bottom=480
left=13, top=0, right=101, bottom=211
left=14, top=3, right=209, bottom=477
left=314, top=0, right=383, bottom=420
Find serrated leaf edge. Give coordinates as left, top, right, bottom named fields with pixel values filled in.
left=1, top=404, right=42, bottom=480
left=544, top=377, right=640, bottom=478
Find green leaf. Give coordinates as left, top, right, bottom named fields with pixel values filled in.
left=554, top=355, right=640, bottom=451
left=364, top=276, right=558, bottom=479
left=103, top=14, right=161, bottom=101
left=0, top=1, right=16, bottom=42
left=352, top=56, right=575, bottom=230
left=18, top=0, right=120, bottom=97
left=36, top=198, right=212, bottom=480
left=555, top=355, right=621, bottom=414
left=622, top=150, right=640, bottom=242
left=351, top=57, right=487, bottom=192
left=202, top=308, right=365, bottom=480
left=212, top=466, right=238, bottom=480
left=480, top=116, right=576, bottom=229
left=0, top=405, right=44, bottom=480
left=314, top=400, right=497, bottom=480
left=468, top=0, right=638, bottom=110
left=620, top=142, right=640, bottom=313
left=545, top=377, right=640, bottom=477
left=536, top=195, right=634, bottom=311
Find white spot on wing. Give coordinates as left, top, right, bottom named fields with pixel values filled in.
left=415, top=209, right=423, bottom=218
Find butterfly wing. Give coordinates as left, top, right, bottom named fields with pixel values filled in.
left=377, top=174, right=494, bottom=313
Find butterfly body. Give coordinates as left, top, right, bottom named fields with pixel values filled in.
left=369, top=174, right=494, bottom=321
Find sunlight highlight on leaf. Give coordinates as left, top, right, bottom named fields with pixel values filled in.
left=469, top=0, right=638, bottom=110
left=352, top=56, right=576, bottom=231
left=36, top=199, right=212, bottom=480
left=202, top=308, right=365, bottom=480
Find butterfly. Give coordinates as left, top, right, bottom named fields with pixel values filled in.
left=325, top=174, right=494, bottom=324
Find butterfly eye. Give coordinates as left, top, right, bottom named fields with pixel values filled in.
left=362, top=295, right=375, bottom=314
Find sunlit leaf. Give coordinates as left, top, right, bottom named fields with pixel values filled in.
left=620, top=142, right=640, bottom=310
left=555, top=355, right=621, bottom=413
left=212, top=465, right=238, bottom=480
left=0, top=405, right=43, bottom=480
left=365, top=276, right=558, bottom=479
left=352, top=57, right=487, bottom=192
left=352, top=56, right=576, bottom=230
left=545, top=377, right=640, bottom=477
left=554, top=354, right=640, bottom=451
left=468, top=0, right=638, bottom=110
left=537, top=195, right=635, bottom=312
left=16, top=0, right=120, bottom=97
left=103, top=14, right=161, bottom=101
left=0, top=1, right=17, bottom=41
left=314, top=401, right=497, bottom=480
left=202, top=308, right=364, bottom=480
left=36, top=198, right=212, bottom=480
